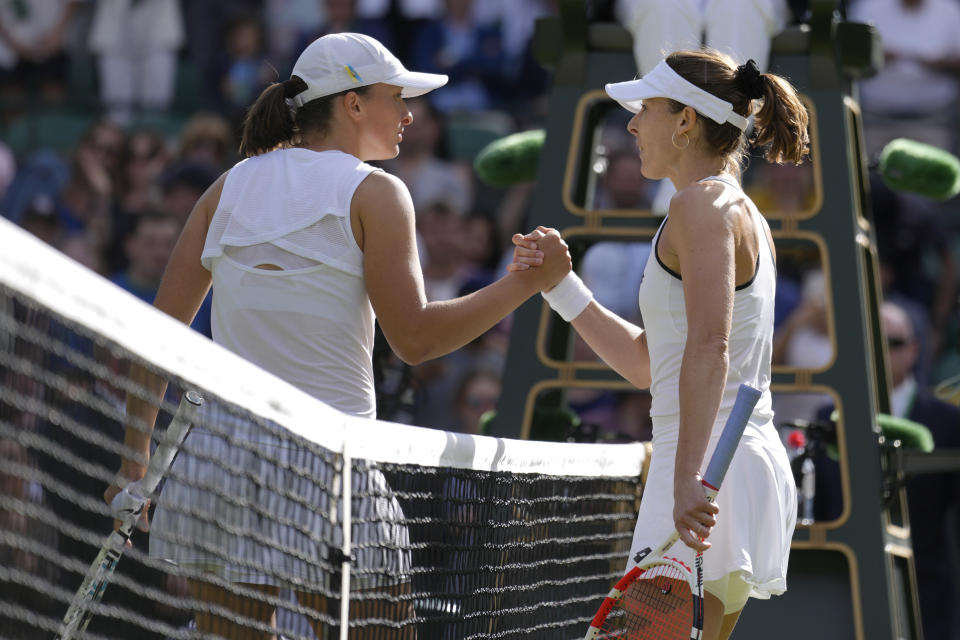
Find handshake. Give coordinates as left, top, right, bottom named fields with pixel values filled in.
left=508, top=226, right=594, bottom=323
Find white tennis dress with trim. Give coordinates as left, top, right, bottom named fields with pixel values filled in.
left=627, top=175, right=796, bottom=605
left=149, top=148, right=410, bottom=588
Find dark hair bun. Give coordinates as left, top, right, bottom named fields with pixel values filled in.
left=736, top=59, right=765, bottom=100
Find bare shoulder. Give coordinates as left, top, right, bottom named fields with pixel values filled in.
left=354, top=169, right=413, bottom=211
left=668, top=181, right=740, bottom=235
left=351, top=170, right=416, bottom=250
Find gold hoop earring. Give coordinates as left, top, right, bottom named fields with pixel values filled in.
left=672, top=131, right=690, bottom=150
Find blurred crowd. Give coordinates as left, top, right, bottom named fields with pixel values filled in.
left=578, top=0, right=960, bottom=443
left=0, top=0, right=558, bottom=438
left=0, top=0, right=959, bottom=638
left=0, top=0, right=958, bottom=437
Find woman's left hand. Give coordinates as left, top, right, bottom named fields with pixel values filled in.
left=673, top=473, right=719, bottom=551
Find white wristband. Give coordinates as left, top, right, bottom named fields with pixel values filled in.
left=541, top=272, right=593, bottom=321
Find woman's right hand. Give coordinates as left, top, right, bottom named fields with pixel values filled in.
left=506, top=234, right=544, bottom=272
left=104, top=466, right=151, bottom=537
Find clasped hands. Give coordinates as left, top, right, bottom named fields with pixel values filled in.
left=506, top=225, right=572, bottom=292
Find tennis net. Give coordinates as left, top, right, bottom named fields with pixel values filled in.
left=0, top=217, right=645, bottom=640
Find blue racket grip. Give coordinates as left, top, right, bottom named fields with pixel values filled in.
left=702, top=384, right=762, bottom=492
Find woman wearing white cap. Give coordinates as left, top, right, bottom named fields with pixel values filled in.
left=105, top=32, right=568, bottom=638
left=515, top=49, right=808, bottom=639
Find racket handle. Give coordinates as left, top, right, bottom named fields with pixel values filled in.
left=140, top=390, right=202, bottom=495
left=702, top=384, right=762, bottom=496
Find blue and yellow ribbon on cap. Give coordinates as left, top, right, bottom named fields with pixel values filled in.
left=344, top=64, right=363, bottom=83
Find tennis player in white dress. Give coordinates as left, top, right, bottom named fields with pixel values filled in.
left=514, top=49, right=808, bottom=640
left=106, top=32, right=567, bottom=639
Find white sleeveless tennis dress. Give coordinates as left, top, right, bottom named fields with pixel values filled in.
left=149, top=148, right=410, bottom=589
left=628, top=175, right=796, bottom=612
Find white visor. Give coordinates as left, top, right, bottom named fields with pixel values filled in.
left=605, top=60, right=749, bottom=131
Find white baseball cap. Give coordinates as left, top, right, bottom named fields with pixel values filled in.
left=605, top=60, right=748, bottom=131
left=289, top=33, right=448, bottom=107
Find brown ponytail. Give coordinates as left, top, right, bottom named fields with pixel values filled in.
left=752, top=72, right=809, bottom=165
left=664, top=49, right=809, bottom=170
left=238, top=78, right=305, bottom=157
left=238, top=76, right=372, bottom=158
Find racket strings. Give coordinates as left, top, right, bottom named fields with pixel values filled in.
left=597, top=567, right=694, bottom=640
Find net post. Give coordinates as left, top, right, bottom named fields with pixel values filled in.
left=339, top=446, right=352, bottom=640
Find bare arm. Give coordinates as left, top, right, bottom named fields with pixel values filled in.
left=358, top=172, right=568, bottom=364
left=570, top=303, right=651, bottom=389
left=115, top=173, right=225, bottom=483
left=510, top=230, right=652, bottom=389
left=668, top=188, right=737, bottom=550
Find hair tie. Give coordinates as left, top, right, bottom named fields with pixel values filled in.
left=282, top=79, right=301, bottom=100
left=735, top=59, right=765, bottom=100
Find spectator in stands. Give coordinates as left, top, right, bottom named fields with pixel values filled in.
left=57, top=233, right=107, bottom=275
left=0, top=0, right=80, bottom=117
left=614, top=0, right=792, bottom=76
left=581, top=152, right=655, bottom=328
left=117, top=129, right=171, bottom=216
left=411, top=198, right=478, bottom=429
left=581, top=242, right=649, bottom=324
left=0, top=120, right=123, bottom=227
left=594, top=151, right=654, bottom=211
left=177, top=112, right=234, bottom=171
left=460, top=212, right=502, bottom=291
left=353, top=0, right=444, bottom=60
left=181, top=0, right=260, bottom=110
left=771, top=268, right=834, bottom=425
left=412, top=209, right=507, bottom=432
left=262, top=0, right=327, bottom=74
left=772, top=268, right=831, bottom=368
left=110, top=211, right=180, bottom=304
left=157, top=160, right=221, bottom=227
left=812, top=301, right=960, bottom=638
left=881, top=301, right=960, bottom=640
left=870, top=171, right=956, bottom=369
left=409, top=0, right=503, bottom=112
left=454, top=368, right=501, bottom=434
left=54, top=122, right=126, bottom=256
left=88, top=0, right=185, bottom=125
left=420, top=198, right=471, bottom=302
left=292, top=0, right=399, bottom=71
left=78, top=118, right=128, bottom=187
left=849, top=0, right=960, bottom=155
left=470, top=0, right=555, bottom=112
left=18, top=193, right=62, bottom=247
left=215, top=14, right=274, bottom=128
left=103, top=128, right=172, bottom=271
left=580, top=155, right=654, bottom=328
left=380, top=96, right=474, bottom=215
left=111, top=210, right=212, bottom=336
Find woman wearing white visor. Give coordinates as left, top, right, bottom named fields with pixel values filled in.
left=515, top=49, right=809, bottom=639
left=106, top=32, right=568, bottom=639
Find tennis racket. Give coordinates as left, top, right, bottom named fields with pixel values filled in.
left=585, top=383, right=762, bottom=640
left=57, top=390, right=203, bottom=640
